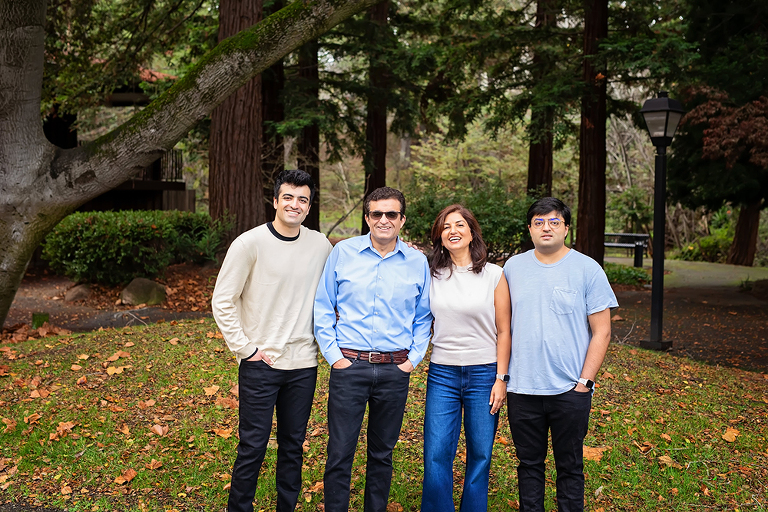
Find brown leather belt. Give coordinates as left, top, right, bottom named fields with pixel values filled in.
left=340, top=348, right=409, bottom=364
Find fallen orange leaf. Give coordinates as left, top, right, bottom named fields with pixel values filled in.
left=114, top=468, right=138, bottom=485
left=204, top=385, right=220, bottom=396
left=722, top=427, right=739, bottom=443
left=583, top=445, right=609, bottom=462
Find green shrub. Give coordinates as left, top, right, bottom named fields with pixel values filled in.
left=671, top=228, right=733, bottom=263
left=604, top=262, right=650, bottom=286
left=42, top=210, right=232, bottom=285
left=403, top=178, right=530, bottom=262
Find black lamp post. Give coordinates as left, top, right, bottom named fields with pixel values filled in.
left=639, top=91, right=685, bottom=350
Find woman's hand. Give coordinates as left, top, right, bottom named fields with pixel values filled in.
left=489, top=380, right=507, bottom=414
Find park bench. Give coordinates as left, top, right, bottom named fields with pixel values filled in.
left=604, top=233, right=650, bottom=268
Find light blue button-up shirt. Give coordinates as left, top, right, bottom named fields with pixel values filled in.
left=314, top=235, right=433, bottom=367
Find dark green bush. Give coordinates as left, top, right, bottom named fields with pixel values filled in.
left=604, top=262, right=650, bottom=286
left=42, top=210, right=232, bottom=285
left=403, top=178, right=531, bottom=262
left=672, top=228, right=733, bottom=263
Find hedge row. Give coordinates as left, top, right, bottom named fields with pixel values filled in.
left=42, top=210, right=232, bottom=285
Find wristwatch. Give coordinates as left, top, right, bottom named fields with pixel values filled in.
left=578, top=377, right=594, bottom=389
left=496, top=374, right=510, bottom=382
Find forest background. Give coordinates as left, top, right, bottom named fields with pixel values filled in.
left=3, top=0, right=768, bottom=329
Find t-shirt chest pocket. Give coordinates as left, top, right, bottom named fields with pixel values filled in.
left=550, top=287, right=578, bottom=315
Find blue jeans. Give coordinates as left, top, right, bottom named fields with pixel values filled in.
left=421, top=363, right=498, bottom=512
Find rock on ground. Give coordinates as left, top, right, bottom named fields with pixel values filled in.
left=120, top=278, right=166, bottom=306
left=64, top=283, right=90, bottom=302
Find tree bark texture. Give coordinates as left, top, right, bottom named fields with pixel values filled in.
left=526, top=0, right=555, bottom=198
left=575, top=0, right=607, bottom=264
left=0, top=0, right=385, bottom=328
left=297, top=39, right=321, bottom=231
left=726, top=199, right=763, bottom=266
left=361, top=0, right=389, bottom=235
left=210, top=0, right=264, bottom=239
left=261, top=0, right=286, bottom=223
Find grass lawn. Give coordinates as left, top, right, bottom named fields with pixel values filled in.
left=1, top=319, right=766, bottom=511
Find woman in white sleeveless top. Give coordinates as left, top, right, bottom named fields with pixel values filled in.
left=420, top=204, right=511, bottom=512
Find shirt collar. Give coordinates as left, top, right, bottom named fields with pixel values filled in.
left=359, top=234, right=406, bottom=258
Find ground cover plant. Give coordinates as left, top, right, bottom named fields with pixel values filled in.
left=0, top=321, right=766, bottom=511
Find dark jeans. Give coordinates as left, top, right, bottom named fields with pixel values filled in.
left=227, top=360, right=317, bottom=512
left=507, top=389, right=592, bottom=512
left=324, top=358, right=411, bottom=512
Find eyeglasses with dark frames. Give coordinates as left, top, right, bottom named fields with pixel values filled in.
left=368, top=210, right=403, bottom=220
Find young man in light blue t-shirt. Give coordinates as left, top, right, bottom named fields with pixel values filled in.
left=503, top=197, right=618, bottom=512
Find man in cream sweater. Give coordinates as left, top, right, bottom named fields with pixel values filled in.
left=212, top=169, right=333, bottom=512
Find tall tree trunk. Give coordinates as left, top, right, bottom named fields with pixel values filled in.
left=575, top=0, right=607, bottom=264
left=526, top=0, right=555, bottom=198
left=209, top=0, right=264, bottom=240
left=297, top=39, right=321, bottom=231
left=361, top=0, right=389, bottom=235
left=726, top=200, right=763, bottom=266
left=261, top=0, right=286, bottom=223
left=0, top=0, right=384, bottom=328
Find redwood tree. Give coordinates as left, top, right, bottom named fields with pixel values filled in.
left=575, top=0, right=608, bottom=264
left=209, top=0, right=264, bottom=239
left=0, top=0, right=384, bottom=329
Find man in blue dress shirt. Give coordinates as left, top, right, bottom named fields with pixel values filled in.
left=314, top=186, right=433, bottom=512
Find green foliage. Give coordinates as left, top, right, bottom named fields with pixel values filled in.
left=42, top=211, right=232, bottom=285
left=670, top=204, right=735, bottom=263
left=404, top=178, right=531, bottom=263
left=606, top=186, right=652, bottom=234
left=603, top=262, right=650, bottom=286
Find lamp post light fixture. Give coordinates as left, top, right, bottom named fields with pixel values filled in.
left=640, top=91, right=685, bottom=351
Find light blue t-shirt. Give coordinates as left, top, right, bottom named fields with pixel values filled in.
left=503, top=249, right=618, bottom=395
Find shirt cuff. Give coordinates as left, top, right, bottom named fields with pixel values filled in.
left=407, top=352, right=423, bottom=368
left=324, top=346, right=344, bottom=366
left=244, top=347, right=259, bottom=361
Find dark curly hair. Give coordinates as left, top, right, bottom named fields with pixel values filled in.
left=273, top=169, right=316, bottom=203
left=428, top=204, right=487, bottom=279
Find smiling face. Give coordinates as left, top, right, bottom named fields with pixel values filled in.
left=272, top=183, right=311, bottom=235
left=365, top=198, right=405, bottom=253
left=528, top=210, right=569, bottom=254
left=440, top=211, right=473, bottom=261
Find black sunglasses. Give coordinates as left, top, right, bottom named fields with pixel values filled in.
left=368, top=210, right=403, bottom=220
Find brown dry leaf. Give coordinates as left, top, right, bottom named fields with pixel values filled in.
left=658, top=455, right=683, bottom=469
left=77, top=354, right=89, bottom=360
left=701, top=484, right=711, bottom=496
left=722, top=427, right=739, bottom=443
left=496, top=436, right=509, bottom=446
left=116, top=351, right=130, bottom=358
left=145, top=459, right=163, bottom=470
left=118, top=424, right=130, bottom=436
left=213, top=428, right=232, bottom=439
left=57, top=421, right=76, bottom=434
left=70, top=364, right=82, bottom=371
left=302, top=439, right=310, bottom=452
left=106, top=353, right=120, bottom=362
left=214, top=397, right=238, bottom=409
left=206, top=332, right=215, bottom=339
left=29, top=390, right=41, bottom=399
left=2, top=418, right=16, bottom=433
left=76, top=375, right=87, bottom=385
left=633, top=440, right=654, bottom=453
left=611, top=315, right=624, bottom=322
left=230, top=384, right=239, bottom=397
left=124, top=342, right=135, bottom=348
left=602, top=371, right=614, bottom=379
left=204, top=385, right=220, bottom=396
left=386, top=504, right=404, bottom=512
left=24, top=413, right=41, bottom=425
left=138, top=399, right=156, bottom=409
left=660, top=433, right=672, bottom=441
left=109, top=405, right=125, bottom=413
left=114, top=468, right=138, bottom=485
left=61, top=485, right=72, bottom=495
left=168, top=338, right=179, bottom=346
left=583, top=445, right=609, bottom=462
left=150, top=424, right=169, bottom=436
left=223, top=482, right=231, bottom=491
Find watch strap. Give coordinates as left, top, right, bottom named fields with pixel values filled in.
left=578, top=377, right=594, bottom=389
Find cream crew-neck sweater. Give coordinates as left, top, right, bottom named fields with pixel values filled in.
left=429, top=263, right=503, bottom=366
left=212, top=224, right=332, bottom=369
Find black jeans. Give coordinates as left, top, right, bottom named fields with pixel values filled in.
left=227, top=360, right=317, bottom=512
left=507, top=389, right=592, bottom=512
left=324, top=358, right=411, bottom=512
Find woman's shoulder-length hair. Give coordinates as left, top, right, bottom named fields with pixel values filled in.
left=427, top=204, right=487, bottom=279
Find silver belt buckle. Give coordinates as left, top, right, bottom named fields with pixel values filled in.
left=368, top=351, right=381, bottom=363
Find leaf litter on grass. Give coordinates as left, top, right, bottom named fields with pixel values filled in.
left=1, top=321, right=767, bottom=511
